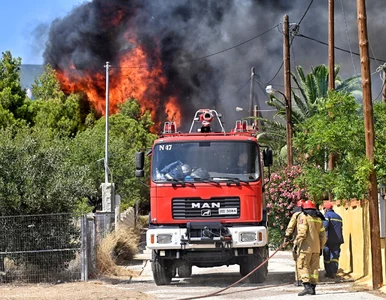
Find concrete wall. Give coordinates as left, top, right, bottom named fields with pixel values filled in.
left=327, top=199, right=386, bottom=284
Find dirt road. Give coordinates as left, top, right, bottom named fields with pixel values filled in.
left=1, top=251, right=386, bottom=300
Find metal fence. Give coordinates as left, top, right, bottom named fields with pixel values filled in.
left=0, top=212, right=114, bottom=284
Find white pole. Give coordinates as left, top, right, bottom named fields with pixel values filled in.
left=104, top=62, right=110, bottom=183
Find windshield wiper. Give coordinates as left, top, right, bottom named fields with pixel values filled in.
left=166, top=178, right=194, bottom=187
left=212, top=177, right=249, bottom=186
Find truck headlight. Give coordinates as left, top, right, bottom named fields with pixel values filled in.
left=157, top=234, right=173, bottom=244
left=240, top=232, right=256, bottom=242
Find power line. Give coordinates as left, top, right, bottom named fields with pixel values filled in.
left=374, top=78, right=386, bottom=101
left=235, top=78, right=251, bottom=94
left=179, top=24, right=279, bottom=64
left=113, top=24, right=279, bottom=69
left=298, top=0, right=315, bottom=26
left=254, top=78, right=271, bottom=102
left=340, top=0, right=358, bottom=79
left=266, top=61, right=284, bottom=84
left=291, top=37, right=297, bottom=71
left=297, top=34, right=386, bottom=63
left=267, top=0, right=314, bottom=84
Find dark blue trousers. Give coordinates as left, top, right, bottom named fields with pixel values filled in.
left=323, top=244, right=341, bottom=276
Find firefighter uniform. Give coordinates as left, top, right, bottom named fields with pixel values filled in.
left=323, top=203, right=344, bottom=278
left=293, top=203, right=326, bottom=296
left=285, top=205, right=303, bottom=238
left=284, top=201, right=305, bottom=285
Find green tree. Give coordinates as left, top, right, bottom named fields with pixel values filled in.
left=29, top=64, right=93, bottom=137
left=373, top=101, right=386, bottom=184
left=291, top=65, right=361, bottom=122
left=31, top=64, right=65, bottom=101
left=0, top=126, right=94, bottom=215
left=258, top=65, right=361, bottom=166
left=31, top=93, right=85, bottom=137
left=293, top=91, right=366, bottom=201
left=0, top=51, right=27, bottom=127
left=0, top=126, right=95, bottom=274
left=68, top=98, right=156, bottom=211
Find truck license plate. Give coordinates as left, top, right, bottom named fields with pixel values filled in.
left=219, top=208, right=237, bottom=215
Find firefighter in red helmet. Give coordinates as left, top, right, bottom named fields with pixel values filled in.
left=284, top=199, right=305, bottom=286
left=293, top=200, right=326, bottom=296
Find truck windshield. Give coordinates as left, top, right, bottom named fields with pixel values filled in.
left=152, top=141, right=260, bottom=183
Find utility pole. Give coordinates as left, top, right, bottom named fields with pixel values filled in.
left=328, top=0, right=335, bottom=91
left=249, top=67, right=255, bottom=118
left=104, top=61, right=110, bottom=185
left=383, top=70, right=386, bottom=102
left=102, top=62, right=115, bottom=225
left=357, top=0, right=383, bottom=289
left=328, top=0, right=336, bottom=200
left=284, top=15, right=293, bottom=167
left=249, top=67, right=257, bottom=129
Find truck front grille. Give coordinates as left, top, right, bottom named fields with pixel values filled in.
left=172, top=197, right=240, bottom=219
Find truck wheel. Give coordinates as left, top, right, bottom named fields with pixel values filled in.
left=250, top=247, right=268, bottom=283
left=177, top=263, right=192, bottom=278
left=239, top=263, right=248, bottom=277
left=241, top=247, right=268, bottom=283
left=152, top=253, right=173, bottom=285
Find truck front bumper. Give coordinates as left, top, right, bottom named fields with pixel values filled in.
left=146, top=226, right=267, bottom=250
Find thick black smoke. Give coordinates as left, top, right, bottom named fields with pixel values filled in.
left=43, top=0, right=386, bottom=130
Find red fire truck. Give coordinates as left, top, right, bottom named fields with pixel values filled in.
left=135, top=109, right=273, bottom=285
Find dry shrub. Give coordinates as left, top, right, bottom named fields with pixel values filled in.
left=96, top=225, right=139, bottom=277
left=136, top=215, right=149, bottom=230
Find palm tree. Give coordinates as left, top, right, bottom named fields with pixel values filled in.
left=257, top=64, right=361, bottom=164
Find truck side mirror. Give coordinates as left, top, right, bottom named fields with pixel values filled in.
left=263, top=148, right=273, bottom=167
left=135, top=151, right=145, bottom=177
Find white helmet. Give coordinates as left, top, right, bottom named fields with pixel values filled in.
left=181, top=164, right=192, bottom=176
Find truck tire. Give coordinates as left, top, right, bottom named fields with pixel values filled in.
left=152, top=252, right=173, bottom=285
left=177, top=263, right=192, bottom=278
left=240, top=247, right=268, bottom=283
left=239, top=263, right=248, bottom=277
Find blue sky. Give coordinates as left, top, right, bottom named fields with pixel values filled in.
left=0, top=0, right=89, bottom=64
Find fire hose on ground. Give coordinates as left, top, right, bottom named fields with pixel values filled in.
left=177, top=240, right=291, bottom=300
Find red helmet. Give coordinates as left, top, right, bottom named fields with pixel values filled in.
left=323, top=201, right=333, bottom=210
left=296, top=200, right=305, bottom=207
left=303, top=200, right=316, bottom=209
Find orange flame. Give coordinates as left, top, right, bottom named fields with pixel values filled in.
left=56, top=33, right=181, bottom=128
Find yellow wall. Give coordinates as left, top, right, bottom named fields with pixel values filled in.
left=328, top=199, right=386, bottom=284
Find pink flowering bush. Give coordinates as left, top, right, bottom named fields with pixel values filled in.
left=265, top=165, right=308, bottom=248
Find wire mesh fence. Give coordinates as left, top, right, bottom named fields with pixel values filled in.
left=0, top=213, right=83, bottom=283
left=0, top=212, right=115, bottom=284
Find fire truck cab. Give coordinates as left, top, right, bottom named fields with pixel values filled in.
left=135, top=109, right=273, bottom=285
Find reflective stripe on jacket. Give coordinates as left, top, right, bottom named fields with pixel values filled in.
left=323, top=209, right=344, bottom=245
